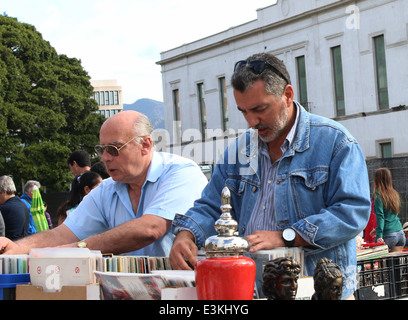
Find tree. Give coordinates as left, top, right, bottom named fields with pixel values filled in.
left=0, top=14, right=105, bottom=192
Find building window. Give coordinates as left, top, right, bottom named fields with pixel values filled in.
left=331, top=46, right=345, bottom=117
left=219, top=77, right=229, bottom=131
left=94, top=92, right=100, bottom=105
left=105, top=91, right=110, bottom=106
left=173, top=89, right=181, bottom=122
left=100, top=91, right=105, bottom=106
left=109, top=91, right=114, bottom=106
left=93, top=90, right=120, bottom=106
left=380, top=142, right=392, bottom=158
left=197, top=83, right=207, bottom=140
left=374, top=35, right=389, bottom=110
left=172, top=89, right=181, bottom=141
left=296, top=56, right=309, bottom=111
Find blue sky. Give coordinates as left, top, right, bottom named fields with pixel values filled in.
left=1, top=0, right=276, bottom=103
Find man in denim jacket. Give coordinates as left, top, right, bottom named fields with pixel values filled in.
left=170, top=52, right=370, bottom=299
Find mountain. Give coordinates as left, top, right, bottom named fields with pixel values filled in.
left=123, top=98, right=165, bottom=129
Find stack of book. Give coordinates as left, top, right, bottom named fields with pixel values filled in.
left=102, top=255, right=171, bottom=273
left=357, top=244, right=389, bottom=261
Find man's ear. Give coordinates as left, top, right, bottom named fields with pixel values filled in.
left=283, top=85, right=295, bottom=107
left=140, top=136, right=153, bottom=155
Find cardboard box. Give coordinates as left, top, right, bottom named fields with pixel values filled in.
left=16, top=284, right=100, bottom=300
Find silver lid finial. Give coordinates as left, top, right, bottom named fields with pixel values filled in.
left=204, top=187, right=250, bottom=257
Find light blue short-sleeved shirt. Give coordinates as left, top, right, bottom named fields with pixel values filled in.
left=64, top=152, right=208, bottom=257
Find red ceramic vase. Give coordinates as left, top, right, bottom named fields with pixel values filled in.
left=195, top=256, right=256, bottom=300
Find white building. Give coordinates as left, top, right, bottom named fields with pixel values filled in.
left=91, top=80, right=123, bottom=118
left=157, top=0, right=408, bottom=165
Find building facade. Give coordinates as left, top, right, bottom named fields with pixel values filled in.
left=91, top=80, right=123, bottom=118
left=157, top=0, right=408, bottom=166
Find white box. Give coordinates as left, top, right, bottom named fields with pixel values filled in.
left=29, top=257, right=95, bottom=292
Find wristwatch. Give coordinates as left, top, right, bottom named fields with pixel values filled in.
left=77, top=240, right=87, bottom=248
left=282, top=228, right=296, bottom=247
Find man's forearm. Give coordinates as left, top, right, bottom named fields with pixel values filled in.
left=16, top=224, right=79, bottom=253
left=84, top=215, right=171, bottom=255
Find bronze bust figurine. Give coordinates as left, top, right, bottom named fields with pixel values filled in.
left=262, top=257, right=301, bottom=300
left=312, top=258, right=344, bottom=300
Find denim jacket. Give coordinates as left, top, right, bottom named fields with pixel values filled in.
left=173, top=104, right=370, bottom=298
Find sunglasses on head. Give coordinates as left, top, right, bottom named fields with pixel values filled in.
left=234, top=60, right=290, bottom=85
left=94, top=136, right=144, bottom=157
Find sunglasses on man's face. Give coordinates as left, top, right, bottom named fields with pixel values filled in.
left=94, top=136, right=143, bottom=157
left=234, top=60, right=290, bottom=85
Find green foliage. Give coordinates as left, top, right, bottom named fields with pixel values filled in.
left=0, top=15, right=105, bottom=192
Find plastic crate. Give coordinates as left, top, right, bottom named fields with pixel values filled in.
left=391, top=254, right=408, bottom=299
left=355, top=256, right=395, bottom=300
left=0, top=274, right=31, bottom=300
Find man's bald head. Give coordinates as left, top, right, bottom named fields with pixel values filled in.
left=100, top=111, right=154, bottom=139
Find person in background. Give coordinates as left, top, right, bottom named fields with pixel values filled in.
left=0, top=111, right=208, bottom=257
left=374, top=167, right=405, bottom=252
left=91, top=161, right=110, bottom=179
left=0, top=176, right=29, bottom=240
left=57, top=171, right=103, bottom=225
left=67, top=150, right=91, bottom=176
left=20, top=180, right=41, bottom=235
left=364, top=198, right=377, bottom=243
left=43, top=201, right=53, bottom=230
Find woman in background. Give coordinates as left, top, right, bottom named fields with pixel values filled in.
left=374, top=168, right=404, bottom=252
left=57, top=171, right=102, bottom=226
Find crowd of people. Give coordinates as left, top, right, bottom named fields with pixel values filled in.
left=0, top=177, right=54, bottom=240
left=0, top=52, right=404, bottom=300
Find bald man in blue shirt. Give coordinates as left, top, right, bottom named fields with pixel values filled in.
left=0, top=111, right=207, bottom=257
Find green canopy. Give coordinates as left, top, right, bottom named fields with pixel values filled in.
left=30, top=187, right=49, bottom=232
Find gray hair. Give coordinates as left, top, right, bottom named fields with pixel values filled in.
left=23, top=180, right=41, bottom=194
left=133, top=113, right=154, bottom=142
left=231, top=52, right=291, bottom=97
left=0, top=176, right=17, bottom=195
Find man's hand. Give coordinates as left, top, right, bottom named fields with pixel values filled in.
left=169, top=230, right=198, bottom=270
left=246, top=230, right=310, bottom=252
left=0, top=237, right=25, bottom=255
left=246, top=231, right=285, bottom=253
